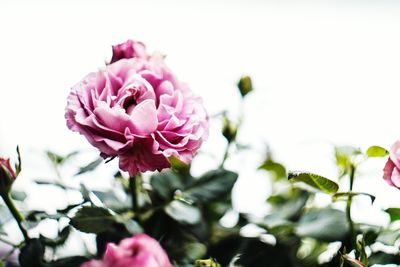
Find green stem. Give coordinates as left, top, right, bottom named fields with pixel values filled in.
left=129, top=176, right=139, bottom=213
left=1, top=193, right=29, bottom=241
left=220, top=144, right=230, bottom=168
left=346, top=164, right=356, bottom=249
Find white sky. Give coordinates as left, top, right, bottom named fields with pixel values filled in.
left=1, top=0, right=400, bottom=222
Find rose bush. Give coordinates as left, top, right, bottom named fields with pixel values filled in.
left=81, top=234, right=172, bottom=267
left=65, top=41, right=208, bottom=175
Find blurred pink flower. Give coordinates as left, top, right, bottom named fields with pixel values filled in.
left=81, top=234, right=172, bottom=267
left=383, top=141, right=400, bottom=188
left=66, top=41, right=208, bottom=176
left=110, top=40, right=148, bottom=64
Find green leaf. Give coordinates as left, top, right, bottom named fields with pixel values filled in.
left=296, top=208, right=349, bottom=242
left=335, top=146, right=360, bottom=177
left=356, top=237, right=368, bottom=266
left=182, top=243, right=207, bottom=262
left=288, top=171, right=338, bottom=194
left=75, top=158, right=102, bottom=176
left=259, top=159, right=286, bottom=180
left=342, top=255, right=366, bottom=267
left=237, top=75, right=253, bottom=97
left=40, top=226, right=71, bottom=247
left=19, top=239, right=45, bottom=267
left=333, top=192, right=375, bottom=203
left=150, top=171, right=183, bottom=201
left=366, top=146, right=389, bottom=157
left=376, top=229, right=400, bottom=245
left=164, top=200, right=201, bottom=225
left=70, top=206, right=115, bottom=234
left=46, top=150, right=78, bottom=166
left=183, top=169, right=238, bottom=203
left=15, top=145, right=21, bottom=176
left=49, top=256, right=89, bottom=267
left=11, top=190, right=27, bottom=201
left=384, top=208, right=400, bottom=223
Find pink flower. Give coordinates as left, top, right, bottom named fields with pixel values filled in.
left=0, top=158, right=16, bottom=193
left=383, top=141, right=400, bottom=188
left=66, top=41, right=209, bottom=176
left=110, top=40, right=148, bottom=64
left=81, top=234, right=172, bottom=267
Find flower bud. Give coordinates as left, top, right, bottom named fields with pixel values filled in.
left=237, top=75, right=253, bottom=98
left=0, top=158, right=17, bottom=194
left=222, top=116, right=238, bottom=144
left=110, top=39, right=148, bottom=63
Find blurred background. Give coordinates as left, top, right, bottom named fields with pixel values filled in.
left=1, top=0, right=400, bottom=225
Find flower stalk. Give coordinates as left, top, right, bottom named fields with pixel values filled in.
left=1, top=193, right=29, bottom=241
left=346, top=164, right=356, bottom=249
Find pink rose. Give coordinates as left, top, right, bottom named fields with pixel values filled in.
left=0, top=157, right=16, bottom=193
left=110, top=40, right=148, bottom=64
left=383, top=141, right=400, bottom=188
left=81, top=234, right=172, bottom=267
left=66, top=42, right=209, bottom=176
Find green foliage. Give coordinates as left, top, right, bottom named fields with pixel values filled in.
left=5, top=77, right=399, bottom=267
left=259, top=159, right=287, bottom=180
left=288, top=172, right=339, bottom=194
left=332, top=192, right=375, bottom=204
left=70, top=206, right=115, bottom=234
left=75, top=158, right=103, bottom=175
left=335, top=146, right=360, bottom=177
left=296, top=208, right=349, bottom=242
left=384, top=207, right=400, bottom=222
left=366, top=146, right=389, bottom=157
left=183, top=169, right=238, bottom=203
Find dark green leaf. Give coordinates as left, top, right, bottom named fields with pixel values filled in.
left=259, top=159, right=286, bottom=180
left=19, top=239, right=45, bottom=267
left=369, top=251, right=400, bottom=265
left=70, top=206, right=114, bottom=234
left=150, top=171, right=183, bottom=201
left=164, top=200, right=201, bottom=225
left=333, top=192, right=375, bottom=204
left=40, top=226, right=71, bottom=247
left=237, top=75, right=253, bottom=97
left=366, top=146, right=389, bottom=157
left=184, top=169, right=238, bottom=203
left=296, top=208, right=349, bottom=242
left=385, top=208, right=400, bottom=223
left=93, top=190, right=130, bottom=211
left=75, top=158, right=102, bottom=176
left=288, top=171, right=338, bottom=194
left=48, top=256, right=89, bottom=267
left=183, top=243, right=207, bottom=262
